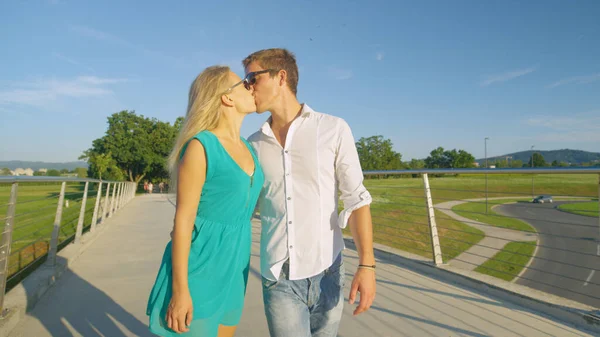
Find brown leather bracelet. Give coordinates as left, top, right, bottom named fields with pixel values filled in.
left=358, top=264, right=376, bottom=269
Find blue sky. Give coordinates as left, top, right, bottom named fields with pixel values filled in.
left=1, top=0, right=599, bottom=162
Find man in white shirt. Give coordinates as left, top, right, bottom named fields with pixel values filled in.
left=244, top=48, right=376, bottom=337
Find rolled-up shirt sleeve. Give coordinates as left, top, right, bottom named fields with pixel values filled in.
left=335, top=119, right=372, bottom=229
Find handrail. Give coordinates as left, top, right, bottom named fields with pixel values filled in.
left=364, top=167, right=600, bottom=175
left=0, top=176, right=124, bottom=184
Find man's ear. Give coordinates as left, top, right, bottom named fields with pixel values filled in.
left=278, top=69, right=287, bottom=88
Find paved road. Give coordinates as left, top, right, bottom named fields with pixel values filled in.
left=495, top=201, right=600, bottom=308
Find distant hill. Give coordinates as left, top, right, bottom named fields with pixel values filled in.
left=0, top=161, right=88, bottom=171
left=476, top=149, right=600, bottom=166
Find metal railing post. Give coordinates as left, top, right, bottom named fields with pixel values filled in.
left=127, top=182, right=133, bottom=202
left=116, top=183, right=123, bottom=211
left=121, top=183, right=127, bottom=207
left=0, top=183, right=18, bottom=314
left=90, top=182, right=102, bottom=233
left=115, top=183, right=121, bottom=211
left=423, top=173, right=443, bottom=265
left=597, top=174, right=599, bottom=250
left=74, top=181, right=89, bottom=244
left=102, top=183, right=111, bottom=224
left=109, top=182, right=117, bottom=218
left=47, top=182, right=66, bottom=266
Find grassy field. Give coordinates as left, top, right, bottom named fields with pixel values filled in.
left=452, top=199, right=535, bottom=232
left=353, top=173, right=597, bottom=277
left=474, top=241, right=537, bottom=281
left=0, top=182, right=111, bottom=288
left=558, top=200, right=599, bottom=217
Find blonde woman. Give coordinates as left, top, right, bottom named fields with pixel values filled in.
left=147, top=66, right=264, bottom=337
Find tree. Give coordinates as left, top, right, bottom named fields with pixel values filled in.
left=510, top=160, right=524, bottom=168
left=74, top=167, right=88, bottom=178
left=407, top=159, right=425, bottom=170
left=355, top=135, right=403, bottom=171
left=550, top=160, right=568, bottom=167
left=47, top=169, right=61, bottom=176
left=527, top=153, right=547, bottom=167
left=495, top=160, right=508, bottom=168
left=448, top=149, right=476, bottom=169
left=81, top=110, right=179, bottom=182
left=424, top=147, right=475, bottom=169
left=424, top=147, right=447, bottom=169
left=80, top=151, right=118, bottom=180
left=0, top=168, right=11, bottom=176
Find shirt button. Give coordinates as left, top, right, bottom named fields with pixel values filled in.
left=289, top=245, right=293, bottom=249
left=287, top=197, right=291, bottom=200
left=288, top=221, right=292, bottom=224
left=284, top=150, right=289, bottom=154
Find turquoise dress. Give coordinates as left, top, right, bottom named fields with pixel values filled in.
left=146, top=130, right=264, bottom=337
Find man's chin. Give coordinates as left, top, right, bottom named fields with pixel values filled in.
left=255, top=106, right=268, bottom=114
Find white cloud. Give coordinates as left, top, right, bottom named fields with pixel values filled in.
left=480, top=66, right=537, bottom=87
left=524, top=112, right=600, bottom=142
left=525, top=113, right=600, bottom=131
left=328, top=66, right=353, bottom=80
left=53, top=52, right=96, bottom=73
left=0, top=76, right=128, bottom=107
left=376, top=52, right=385, bottom=61
left=547, top=73, right=600, bottom=88
left=68, top=25, right=126, bottom=45
left=68, top=24, right=184, bottom=67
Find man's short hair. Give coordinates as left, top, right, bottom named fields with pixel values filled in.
left=243, top=48, right=299, bottom=95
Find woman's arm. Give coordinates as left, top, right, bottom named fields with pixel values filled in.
left=167, top=139, right=206, bottom=333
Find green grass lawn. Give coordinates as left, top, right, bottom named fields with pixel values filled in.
left=474, top=241, right=537, bottom=281
left=558, top=201, right=599, bottom=217
left=451, top=199, right=536, bottom=232
left=356, top=173, right=596, bottom=282
left=0, top=182, right=111, bottom=287
left=359, top=173, right=595, bottom=261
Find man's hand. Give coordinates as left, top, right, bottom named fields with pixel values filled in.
left=348, top=267, right=376, bottom=316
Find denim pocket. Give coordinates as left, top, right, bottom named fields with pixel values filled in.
left=325, top=256, right=345, bottom=289
left=262, top=277, right=279, bottom=290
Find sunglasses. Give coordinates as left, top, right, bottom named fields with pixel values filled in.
left=225, top=69, right=277, bottom=92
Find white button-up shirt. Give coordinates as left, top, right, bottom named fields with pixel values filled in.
left=248, top=104, right=372, bottom=281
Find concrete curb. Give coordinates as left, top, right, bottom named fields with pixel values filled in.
left=0, top=202, right=128, bottom=337
left=343, top=236, right=600, bottom=335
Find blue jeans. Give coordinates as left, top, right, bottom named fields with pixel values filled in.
left=262, top=254, right=345, bottom=337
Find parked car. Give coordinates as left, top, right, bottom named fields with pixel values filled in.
left=533, top=195, right=553, bottom=203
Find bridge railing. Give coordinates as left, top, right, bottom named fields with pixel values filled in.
left=359, top=167, right=600, bottom=309
left=0, top=176, right=137, bottom=315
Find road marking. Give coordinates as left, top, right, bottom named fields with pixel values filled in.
left=584, top=270, right=595, bottom=286
left=525, top=210, right=535, bottom=215
left=597, top=244, right=600, bottom=256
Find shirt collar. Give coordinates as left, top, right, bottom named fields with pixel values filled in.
left=259, top=103, right=313, bottom=136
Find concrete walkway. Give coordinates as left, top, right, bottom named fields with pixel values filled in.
left=8, top=194, right=596, bottom=336
left=435, top=198, right=538, bottom=271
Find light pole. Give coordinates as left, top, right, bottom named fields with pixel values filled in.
left=531, top=145, right=535, bottom=199
left=485, top=137, right=489, bottom=214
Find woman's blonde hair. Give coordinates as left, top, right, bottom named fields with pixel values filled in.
left=167, top=65, right=232, bottom=189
